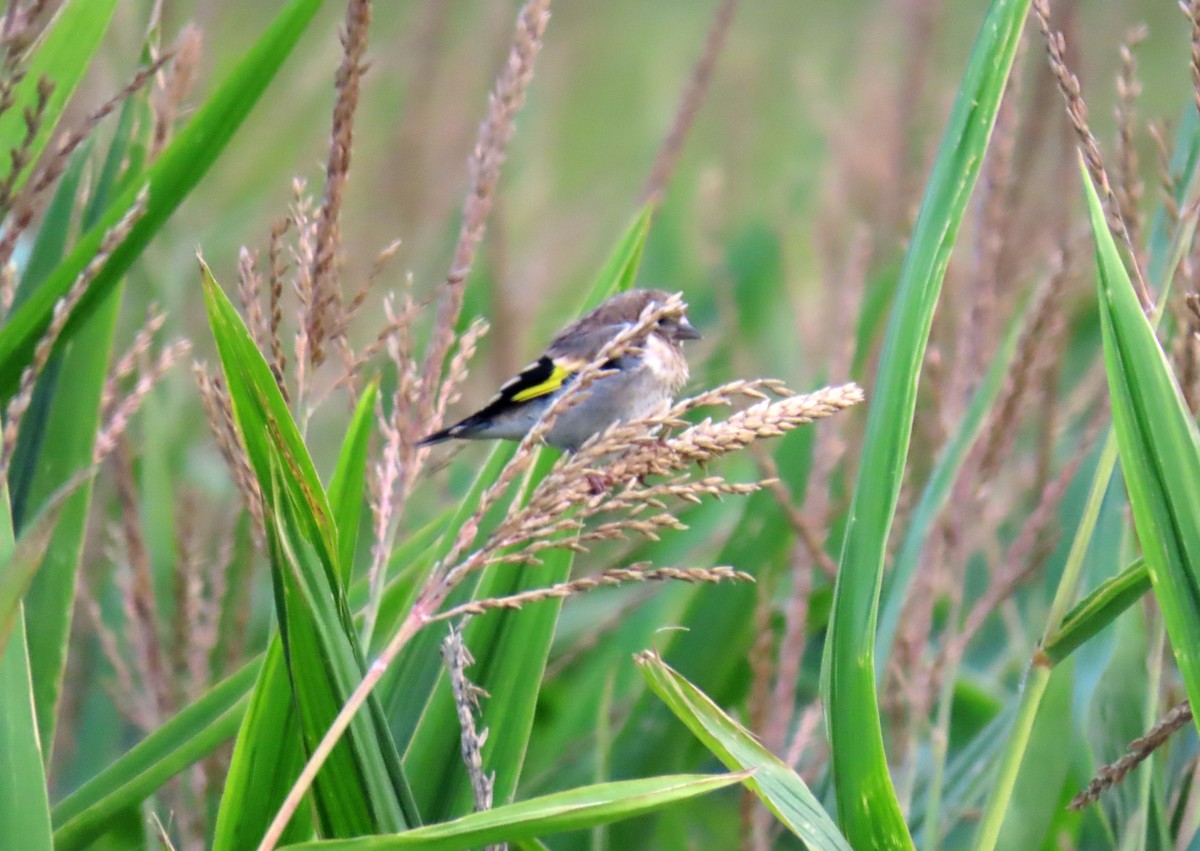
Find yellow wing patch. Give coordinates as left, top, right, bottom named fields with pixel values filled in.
left=511, top=362, right=574, bottom=402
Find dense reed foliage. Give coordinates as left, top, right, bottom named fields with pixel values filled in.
left=6, top=1, right=1200, bottom=849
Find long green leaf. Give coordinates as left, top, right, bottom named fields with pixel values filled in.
left=282, top=774, right=743, bottom=851
left=22, top=284, right=121, bottom=750
left=0, top=0, right=326, bottom=400
left=5, top=143, right=91, bottom=518
left=877, top=286, right=1032, bottom=672
left=823, top=1, right=1030, bottom=847
left=1042, top=559, right=1150, bottom=667
left=203, top=263, right=413, bottom=839
left=1086, top=159, right=1200, bottom=728
left=637, top=652, right=850, bottom=850
left=18, top=93, right=137, bottom=750
left=213, top=641, right=312, bottom=850
left=975, top=100, right=1200, bottom=851
left=270, top=472, right=410, bottom=834
left=52, top=509, right=454, bottom=847
left=0, top=476, right=83, bottom=658
left=52, top=661, right=257, bottom=851
left=329, top=380, right=379, bottom=585
left=0, top=490, right=51, bottom=850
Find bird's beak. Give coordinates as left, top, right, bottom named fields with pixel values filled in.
left=675, top=319, right=702, bottom=341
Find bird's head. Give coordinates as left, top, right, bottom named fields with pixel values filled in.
left=594, top=288, right=701, bottom=344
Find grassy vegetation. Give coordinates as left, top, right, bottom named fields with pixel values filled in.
left=7, top=0, right=1200, bottom=848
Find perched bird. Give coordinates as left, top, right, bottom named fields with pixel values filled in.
left=419, top=288, right=701, bottom=452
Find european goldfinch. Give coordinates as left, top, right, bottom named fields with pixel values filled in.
left=419, top=289, right=700, bottom=452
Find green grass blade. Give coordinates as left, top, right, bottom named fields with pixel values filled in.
left=213, top=641, right=313, bottom=850
left=0, top=0, right=117, bottom=196
left=281, top=774, right=744, bottom=851
left=269, top=474, right=410, bottom=835
left=637, top=652, right=850, bottom=850
left=14, top=94, right=139, bottom=747
left=993, top=664, right=1077, bottom=849
left=51, top=661, right=257, bottom=851
left=0, top=477, right=81, bottom=658
left=12, top=139, right=90, bottom=311
left=21, top=282, right=121, bottom=749
left=974, top=108, right=1200, bottom=851
left=329, top=379, right=379, bottom=585
left=5, top=143, right=91, bottom=523
left=51, top=511, right=452, bottom=849
left=974, top=432, right=1119, bottom=850
left=583, top=202, right=653, bottom=304
left=0, top=0, right=326, bottom=400
left=823, top=1, right=1030, bottom=846
left=1042, top=558, right=1150, bottom=667
left=1085, top=159, right=1200, bottom=725
left=877, top=287, right=1031, bottom=672
left=200, top=260, right=335, bottom=559
left=0, top=612, right=52, bottom=850
left=203, top=262, right=413, bottom=837
left=0, top=491, right=51, bottom=851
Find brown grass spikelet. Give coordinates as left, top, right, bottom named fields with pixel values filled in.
left=0, top=74, right=51, bottom=217
left=1152, top=119, right=1180, bottom=232
left=267, top=216, right=292, bottom=396
left=434, top=317, right=489, bottom=425
left=433, top=565, right=753, bottom=621
left=946, top=407, right=1105, bottom=667
left=1114, top=24, right=1147, bottom=253
left=642, top=0, right=738, bottom=205
left=1033, top=0, right=1151, bottom=308
left=111, top=438, right=172, bottom=728
left=100, top=306, right=168, bottom=415
left=1190, top=0, right=1200, bottom=127
left=79, top=558, right=148, bottom=727
left=1180, top=292, right=1200, bottom=412
left=28, top=53, right=173, bottom=200
left=977, top=242, right=1071, bottom=480
left=599, top=382, right=865, bottom=473
left=94, top=338, right=191, bottom=464
left=237, top=246, right=269, bottom=354
left=1071, top=699, right=1193, bottom=809
left=0, top=256, right=15, bottom=319
left=441, top=626, right=494, bottom=814
left=2, top=1, right=52, bottom=57
left=150, top=24, right=203, bottom=160
left=193, top=363, right=265, bottom=542
left=419, top=0, right=552, bottom=427
left=308, top=0, right=372, bottom=371
left=439, top=378, right=863, bottom=595
left=289, top=180, right=318, bottom=409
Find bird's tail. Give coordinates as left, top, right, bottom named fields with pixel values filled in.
left=418, top=414, right=484, bottom=446
left=416, top=427, right=453, bottom=447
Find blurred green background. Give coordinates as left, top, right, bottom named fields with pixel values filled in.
left=83, top=0, right=1191, bottom=385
